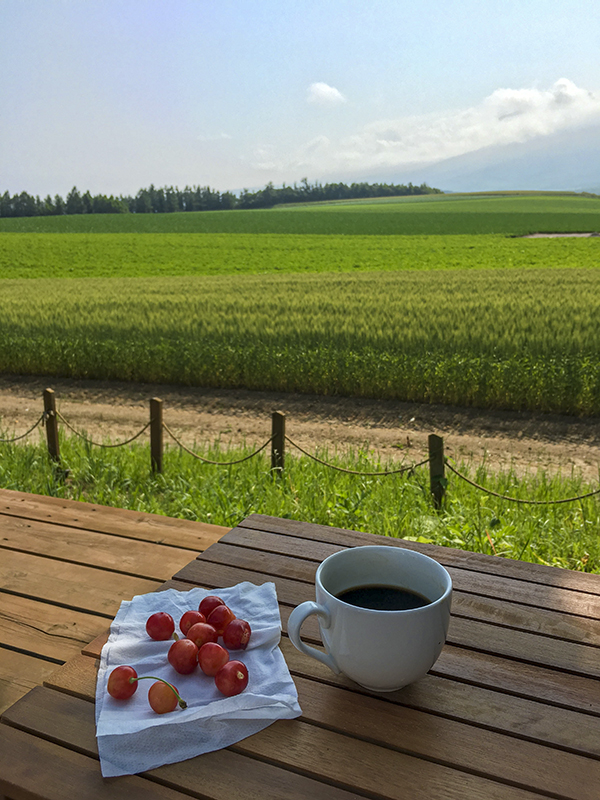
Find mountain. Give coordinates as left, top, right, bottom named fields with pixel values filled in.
left=404, top=124, right=600, bottom=194
left=350, top=124, right=600, bottom=194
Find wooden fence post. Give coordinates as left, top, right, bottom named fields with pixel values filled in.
left=271, top=411, right=286, bottom=473
left=150, top=397, right=163, bottom=473
left=43, top=388, right=60, bottom=463
left=428, top=433, right=445, bottom=509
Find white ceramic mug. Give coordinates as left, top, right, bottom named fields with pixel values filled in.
left=287, top=545, right=452, bottom=691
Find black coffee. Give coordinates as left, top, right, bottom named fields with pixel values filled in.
left=336, top=584, right=430, bottom=611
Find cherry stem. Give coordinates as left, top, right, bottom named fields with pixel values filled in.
left=129, top=675, right=187, bottom=709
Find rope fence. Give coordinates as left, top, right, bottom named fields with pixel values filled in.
left=285, top=435, right=430, bottom=476
left=1, top=388, right=598, bottom=509
left=0, top=413, right=45, bottom=443
left=163, top=421, right=274, bottom=466
left=55, top=410, right=152, bottom=448
left=445, top=458, right=600, bottom=505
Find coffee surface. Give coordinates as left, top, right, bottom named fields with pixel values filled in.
left=336, top=584, right=430, bottom=611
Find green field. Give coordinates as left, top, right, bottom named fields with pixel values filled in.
left=1, top=232, right=599, bottom=279
left=1, top=268, right=599, bottom=414
left=1, top=192, right=599, bottom=415
left=1, top=192, right=599, bottom=236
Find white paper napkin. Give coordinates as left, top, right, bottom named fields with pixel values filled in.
left=95, top=581, right=302, bottom=777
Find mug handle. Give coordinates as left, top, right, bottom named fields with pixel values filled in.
left=287, top=601, right=340, bottom=674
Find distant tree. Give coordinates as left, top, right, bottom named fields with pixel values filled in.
left=165, top=186, right=180, bottom=213
left=134, top=189, right=153, bottom=213
left=151, top=186, right=166, bottom=213
left=65, top=186, right=84, bottom=215
left=0, top=191, right=12, bottom=217
left=41, top=195, right=55, bottom=215
left=92, top=194, right=128, bottom=213
left=82, top=191, right=94, bottom=214
left=220, top=191, right=236, bottom=209
left=11, top=191, right=38, bottom=216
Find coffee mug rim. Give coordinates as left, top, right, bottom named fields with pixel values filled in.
left=316, top=544, right=452, bottom=614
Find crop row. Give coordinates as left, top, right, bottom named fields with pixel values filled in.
left=1, top=232, right=599, bottom=280
left=1, top=268, right=599, bottom=414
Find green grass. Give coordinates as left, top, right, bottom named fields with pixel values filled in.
left=1, top=268, right=599, bottom=414
left=1, top=432, right=597, bottom=572
left=1, top=232, right=599, bottom=279
left=1, top=193, right=599, bottom=236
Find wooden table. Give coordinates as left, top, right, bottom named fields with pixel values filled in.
left=0, top=488, right=228, bottom=715
left=1, top=513, right=600, bottom=800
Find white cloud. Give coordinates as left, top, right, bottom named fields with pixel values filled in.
left=267, top=79, right=600, bottom=176
left=307, top=82, right=347, bottom=106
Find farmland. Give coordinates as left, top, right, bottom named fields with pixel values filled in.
left=1, top=232, right=599, bottom=279
left=1, top=191, right=599, bottom=236
left=0, top=192, right=599, bottom=415
left=1, top=267, right=599, bottom=415
left=1, top=191, right=599, bottom=569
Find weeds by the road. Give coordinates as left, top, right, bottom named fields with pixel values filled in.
left=1, top=433, right=597, bottom=572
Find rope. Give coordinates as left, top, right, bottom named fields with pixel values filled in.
left=163, top=422, right=273, bottom=465
left=55, top=411, right=152, bottom=448
left=0, top=413, right=45, bottom=443
left=445, top=459, right=600, bottom=505
left=285, top=435, right=430, bottom=476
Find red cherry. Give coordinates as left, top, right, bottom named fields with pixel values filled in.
left=168, top=638, right=199, bottom=674
left=186, top=621, right=218, bottom=648
left=223, top=618, right=251, bottom=650
left=215, top=660, right=248, bottom=697
left=107, top=665, right=138, bottom=699
left=207, top=604, right=236, bottom=636
left=148, top=681, right=179, bottom=714
left=198, top=642, right=230, bottom=677
left=146, top=612, right=175, bottom=641
left=180, top=610, right=206, bottom=636
left=199, top=595, right=226, bottom=618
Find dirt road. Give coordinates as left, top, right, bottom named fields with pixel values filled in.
left=1, top=375, right=599, bottom=480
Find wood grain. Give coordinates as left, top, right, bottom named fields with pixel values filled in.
left=0, top=488, right=228, bottom=549
left=3, top=688, right=365, bottom=800
left=0, top=723, right=185, bottom=800
left=0, top=549, right=159, bottom=615
left=0, top=515, right=199, bottom=580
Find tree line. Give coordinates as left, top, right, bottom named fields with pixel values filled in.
left=0, top=179, right=441, bottom=218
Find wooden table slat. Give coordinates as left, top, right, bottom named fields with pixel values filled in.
left=0, top=723, right=188, bottom=800
left=1, top=549, right=160, bottom=616
left=0, top=514, right=200, bottom=581
left=236, top=515, right=600, bottom=594
left=0, top=593, right=114, bottom=663
left=234, top=718, right=547, bottom=800
left=0, top=488, right=229, bottom=550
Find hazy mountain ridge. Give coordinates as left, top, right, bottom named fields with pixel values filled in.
left=355, top=124, right=600, bottom=195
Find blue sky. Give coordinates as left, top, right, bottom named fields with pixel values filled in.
left=2, top=0, right=600, bottom=197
